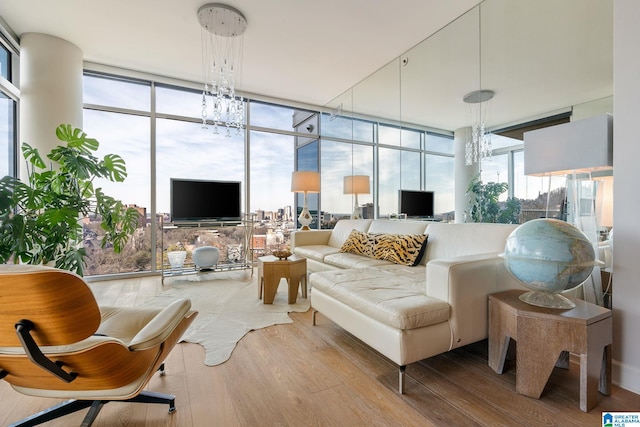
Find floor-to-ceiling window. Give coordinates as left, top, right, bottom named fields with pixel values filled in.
left=82, top=71, right=320, bottom=276
left=82, top=74, right=152, bottom=275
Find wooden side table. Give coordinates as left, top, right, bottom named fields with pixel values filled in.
left=258, top=255, right=307, bottom=304
left=488, top=289, right=612, bottom=412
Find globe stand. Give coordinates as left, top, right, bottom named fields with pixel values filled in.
left=518, top=290, right=575, bottom=309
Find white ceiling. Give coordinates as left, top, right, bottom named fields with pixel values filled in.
left=0, top=0, right=613, bottom=132
left=0, top=0, right=480, bottom=108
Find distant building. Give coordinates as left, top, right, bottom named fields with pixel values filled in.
left=252, top=234, right=267, bottom=256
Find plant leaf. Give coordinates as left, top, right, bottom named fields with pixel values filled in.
left=48, top=146, right=104, bottom=180
left=21, top=143, right=46, bottom=169
left=56, top=124, right=99, bottom=154
left=102, top=154, right=128, bottom=182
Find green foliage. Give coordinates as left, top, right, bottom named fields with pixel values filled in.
left=466, top=175, right=521, bottom=224
left=0, top=124, right=139, bottom=276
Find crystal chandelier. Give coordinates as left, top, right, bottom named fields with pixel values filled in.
left=463, top=89, right=494, bottom=166
left=198, top=3, right=247, bottom=136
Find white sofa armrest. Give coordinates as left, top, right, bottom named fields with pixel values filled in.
left=426, top=253, right=523, bottom=349
left=290, top=229, right=334, bottom=250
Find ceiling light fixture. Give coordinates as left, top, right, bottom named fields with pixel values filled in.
left=464, top=89, right=494, bottom=166
left=198, top=3, right=247, bottom=136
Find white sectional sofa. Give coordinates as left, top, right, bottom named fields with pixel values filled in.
left=290, top=219, right=524, bottom=393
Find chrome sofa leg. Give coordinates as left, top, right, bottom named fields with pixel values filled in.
left=312, top=309, right=318, bottom=325
left=399, top=365, right=406, bottom=394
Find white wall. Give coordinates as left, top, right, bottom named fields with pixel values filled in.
left=612, top=0, right=640, bottom=393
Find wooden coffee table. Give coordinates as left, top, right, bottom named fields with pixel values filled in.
left=258, top=255, right=307, bottom=304
left=488, top=289, right=612, bottom=412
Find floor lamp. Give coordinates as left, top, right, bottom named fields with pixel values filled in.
left=291, top=171, right=320, bottom=230
left=344, top=175, right=370, bottom=220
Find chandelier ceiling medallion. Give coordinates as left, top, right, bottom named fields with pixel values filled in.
left=198, top=3, right=247, bottom=136
left=464, top=89, right=494, bottom=166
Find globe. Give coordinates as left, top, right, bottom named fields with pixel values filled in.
left=502, top=218, right=598, bottom=309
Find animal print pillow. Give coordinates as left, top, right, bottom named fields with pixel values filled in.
left=339, top=229, right=377, bottom=258
left=376, top=233, right=429, bottom=266
left=340, top=229, right=428, bottom=266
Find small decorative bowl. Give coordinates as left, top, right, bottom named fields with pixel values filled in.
left=272, top=250, right=292, bottom=260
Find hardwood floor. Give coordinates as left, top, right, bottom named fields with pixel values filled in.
left=1, top=272, right=639, bottom=426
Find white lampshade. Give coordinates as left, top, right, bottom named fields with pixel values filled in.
left=291, top=171, right=320, bottom=193
left=343, top=175, right=370, bottom=195
left=596, top=177, right=614, bottom=228
left=524, top=114, right=613, bottom=176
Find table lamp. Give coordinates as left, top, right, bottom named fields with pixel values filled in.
left=291, top=171, right=320, bottom=230
left=344, top=175, right=370, bottom=220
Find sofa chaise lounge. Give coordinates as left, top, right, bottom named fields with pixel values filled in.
left=291, top=219, right=524, bottom=393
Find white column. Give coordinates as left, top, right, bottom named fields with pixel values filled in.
left=454, top=127, right=479, bottom=223
left=612, top=0, right=640, bottom=394
left=20, top=33, right=83, bottom=180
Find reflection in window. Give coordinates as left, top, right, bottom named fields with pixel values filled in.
left=378, top=147, right=421, bottom=216
left=481, top=153, right=509, bottom=201
left=425, top=154, right=454, bottom=220
left=513, top=150, right=566, bottom=222
left=320, top=141, right=373, bottom=225
left=426, top=133, right=454, bottom=155
left=250, top=101, right=316, bottom=134
left=491, top=133, right=522, bottom=151
left=297, top=141, right=318, bottom=171
left=379, top=125, right=421, bottom=150
left=320, top=113, right=374, bottom=142
left=295, top=141, right=319, bottom=229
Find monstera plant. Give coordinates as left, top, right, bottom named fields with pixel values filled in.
left=0, top=124, right=139, bottom=276
left=466, top=174, right=521, bottom=224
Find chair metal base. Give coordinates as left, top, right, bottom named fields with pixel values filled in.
left=9, top=390, right=176, bottom=427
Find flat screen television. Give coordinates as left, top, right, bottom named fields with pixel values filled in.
left=170, top=179, right=242, bottom=222
left=399, top=190, right=434, bottom=219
